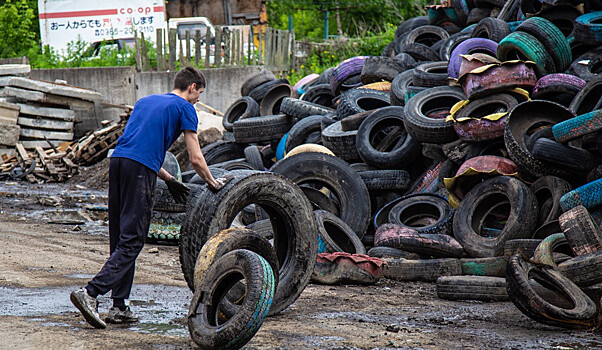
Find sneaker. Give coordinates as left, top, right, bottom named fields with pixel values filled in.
left=105, top=306, right=139, bottom=324
left=70, top=288, right=107, bottom=329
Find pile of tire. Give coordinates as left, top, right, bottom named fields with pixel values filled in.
left=178, top=0, right=602, bottom=333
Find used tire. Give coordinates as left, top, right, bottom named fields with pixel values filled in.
left=453, top=176, right=538, bottom=258
left=559, top=205, right=602, bottom=256
left=375, top=223, right=465, bottom=258
left=259, top=84, right=293, bottom=116
left=560, top=179, right=602, bottom=212
left=321, top=121, right=361, bottom=162
left=284, top=115, right=324, bottom=153
left=530, top=176, right=572, bottom=227
left=336, top=88, right=391, bottom=119
left=188, top=249, right=275, bottom=349
left=360, top=56, right=409, bottom=84
left=280, top=97, right=335, bottom=119
left=470, top=17, right=511, bottom=42
left=222, top=96, right=260, bottom=131
left=404, top=86, right=464, bottom=144
left=413, top=61, right=449, bottom=88
left=355, top=106, right=420, bottom=169
left=180, top=170, right=317, bottom=315
left=270, top=152, right=371, bottom=238
left=383, top=257, right=462, bottom=282
left=497, top=31, right=556, bottom=76
left=232, top=114, right=294, bottom=144
left=515, top=16, right=572, bottom=72
left=387, top=193, right=454, bottom=236
left=201, top=141, right=245, bottom=166
left=301, top=83, right=336, bottom=108
left=506, top=254, right=598, bottom=329
left=241, top=70, right=276, bottom=96
left=315, top=210, right=366, bottom=255
left=437, top=276, right=509, bottom=301
left=358, top=169, right=411, bottom=191
left=460, top=257, right=507, bottom=277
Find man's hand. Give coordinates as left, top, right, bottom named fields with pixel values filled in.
left=165, top=178, right=190, bottom=204
left=208, top=174, right=234, bottom=192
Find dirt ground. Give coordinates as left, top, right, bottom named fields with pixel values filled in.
left=2, top=178, right=602, bottom=350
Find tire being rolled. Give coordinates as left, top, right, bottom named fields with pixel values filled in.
left=180, top=170, right=317, bottom=315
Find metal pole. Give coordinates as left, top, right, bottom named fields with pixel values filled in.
left=324, top=11, right=329, bottom=40
left=288, top=15, right=293, bottom=31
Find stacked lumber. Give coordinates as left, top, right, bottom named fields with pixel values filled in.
left=0, top=143, right=78, bottom=183
left=0, top=75, right=102, bottom=149
left=66, top=107, right=132, bottom=165
left=0, top=64, right=30, bottom=156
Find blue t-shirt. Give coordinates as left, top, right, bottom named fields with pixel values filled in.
left=111, top=93, right=198, bottom=173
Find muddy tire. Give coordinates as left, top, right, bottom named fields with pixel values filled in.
left=471, top=17, right=511, bottom=42
left=383, top=257, right=461, bottom=282
left=367, top=246, right=423, bottom=259
left=241, top=70, right=276, bottom=96
left=314, top=210, right=366, bottom=255
left=357, top=170, right=410, bottom=191
left=530, top=176, right=572, bottom=227
left=355, top=106, right=421, bottom=169
left=248, top=79, right=289, bottom=103
left=506, top=254, right=598, bottom=329
left=360, top=56, right=409, bottom=84
left=279, top=97, right=335, bottom=119
left=559, top=206, right=602, bottom=256
left=387, top=193, right=454, bottom=236
left=147, top=211, right=186, bottom=243
left=180, top=170, right=317, bottom=315
left=532, top=233, right=573, bottom=268
left=223, top=97, right=260, bottom=131
left=336, top=88, right=391, bottom=119
left=375, top=223, right=464, bottom=258
left=460, top=257, right=507, bottom=277
left=558, top=251, right=602, bottom=287
left=202, top=141, right=245, bottom=166
left=270, top=152, right=371, bottom=238
left=301, top=84, right=336, bottom=108
left=437, top=276, right=509, bottom=301
left=243, top=146, right=265, bottom=171
left=232, top=114, right=294, bottom=144
left=453, top=176, right=538, bottom=258
left=284, top=115, right=324, bottom=153
left=321, top=121, right=361, bottom=162
left=188, top=249, right=275, bottom=349
left=412, top=61, right=449, bottom=88
left=503, top=239, right=542, bottom=260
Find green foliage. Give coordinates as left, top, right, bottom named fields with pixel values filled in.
left=268, top=0, right=429, bottom=40
left=287, top=24, right=396, bottom=84
left=0, top=0, right=37, bottom=57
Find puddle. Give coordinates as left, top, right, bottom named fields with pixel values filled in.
left=0, top=284, right=192, bottom=337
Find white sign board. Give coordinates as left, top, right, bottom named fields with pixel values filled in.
left=38, top=0, right=166, bottom=53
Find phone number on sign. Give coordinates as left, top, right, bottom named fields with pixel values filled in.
left=95, top=26, right=155, bottom=37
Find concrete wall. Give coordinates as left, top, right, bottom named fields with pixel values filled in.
left=30, top=65, right=263, bottom=137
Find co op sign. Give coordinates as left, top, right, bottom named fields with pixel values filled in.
left=38, top=0, right=166, bottom=53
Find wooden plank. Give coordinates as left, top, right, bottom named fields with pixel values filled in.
left=223, top=29, right=230, bottom=66
left=16, top=143, right=29, bottom=160
left=205, top=30, right=211, bottom=68
left=258, top=28, right=263, bottom=65
left=19, top=140, right=62, bottom=149
left=169, top=29, right=177, bottom=71
left=156, top=28, right=165, bottom=71
left=20, top=128, right=73, bottom=141
left=133, top=30, right=142, bottom=72
left=195, top=30, right=201, bottom=66
left=62, top=157, right=77, bottom=169
left=283, top=30, right=290, bottom=70
left=248, top=29, right=252, bottom=65
left=214, top=26, right=222, bottom=68
left=140, top=32, right=150, bottom=71
left=265, top=28, right=272, bottom=69
left=18, top=116, right=73, bottom=131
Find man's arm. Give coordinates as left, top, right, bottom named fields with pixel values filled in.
left=158, top=167, right=174, bottom=181
left=184, top=130, right=218, bottom=188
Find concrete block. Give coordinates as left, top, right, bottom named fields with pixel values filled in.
left=0, top=122, right=20, bottom=146
left=0, top=77, right=11, bottom=86
left=8, top=77, right=102, bottom=102
left=17, top=103, right=74, bottom=121
left=20, top=127, right=73, bottom=141
left=0, top=101, right=19, bottom=124
left=2, top=87, right=94, bottom=109
left=0, top=64, right=30, bottom=76
left=17, top=116, right=73, bottom=131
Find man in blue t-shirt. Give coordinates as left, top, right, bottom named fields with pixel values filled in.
left=70, top=67, right=232, bottom=329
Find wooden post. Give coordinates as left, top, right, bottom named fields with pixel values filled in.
left=223, top=29, right=230, bottom=66
left=265, top=27, right=272, bottom=69
left=156, top=29, right=164, bottom=71
left=289, top=29, right=296, bottom=69
left=133, top=30, right=142, bottom=72
left=214, top=26, right=221, bottom=68
left=235, top=29, right=240, bottom=65
left=185, top=30, right=191, bottom=66
left=282, top=29, right=290, bottom=70
left=140, top=32, right=150, bottom=71
left=195, top=30, right=201, bottom=66
left=179, top=38, right=185, bottom=67
left=168, top=28, right=177, bottom=71
left=205, top=30, right=211, bottom=68
left=248, top=29, right=252, bottom=65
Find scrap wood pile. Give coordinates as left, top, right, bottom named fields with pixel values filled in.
left=0, top=143, right=78, bottom=182
left=64, top=107, right=132, bottom=166
left=150, top=1, right=602, bottom=346
left=0, top=68, right=101, bottom=151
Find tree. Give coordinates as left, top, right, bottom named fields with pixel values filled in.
left=0, top=0, right=38, bottom=58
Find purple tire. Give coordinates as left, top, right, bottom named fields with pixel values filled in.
left=330, top=56, right=368, bottom=96
left=447, top=38, right=498, bottom=79
left=532, top=73, right=586, bottom=101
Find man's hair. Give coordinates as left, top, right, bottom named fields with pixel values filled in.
left=173, top=66, right=206, bottom=91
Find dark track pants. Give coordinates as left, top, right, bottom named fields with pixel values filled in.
left=87, top=157, right=156, bottom=300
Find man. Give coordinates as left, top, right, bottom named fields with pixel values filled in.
left=70, top=66, right=232, bottom=329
